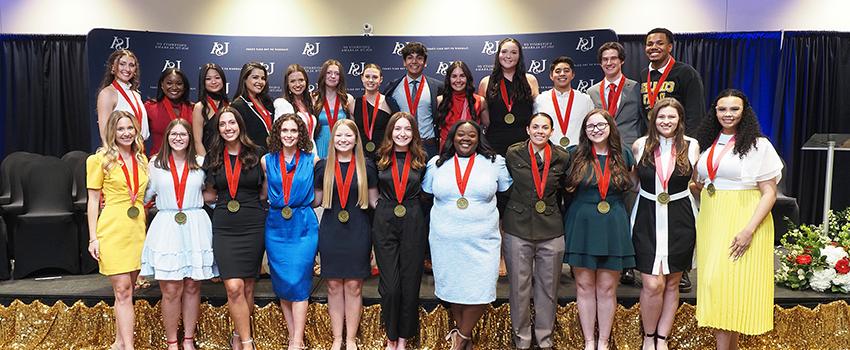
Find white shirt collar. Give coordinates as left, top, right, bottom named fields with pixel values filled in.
left=604, top=74, right=623, bottom=86
left=550, top=88, right=573, bottom=98
left=648, top=57, right=672, bottom=73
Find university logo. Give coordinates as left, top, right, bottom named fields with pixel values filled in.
left=261, top=62, right=275, bottom=75
left=482, top=41, right=499, bottom=55
left=348, top=62, right=366, bottom=76
left=162, top=59, right=182, bottom=71
left=302, top=42, right=320, bottom=56
left=576, top=36, right=595, bottom=52
left=210, top=42, right=230, bottom=56
left=436, top=61, right=450, bottom=76
left=527, top=59, right=547, bottom=75
left=392, top=42, right=409, bottom=56
left=576, top=79, right=595, bottom=93
left=110, top=36, right=130, bottom=50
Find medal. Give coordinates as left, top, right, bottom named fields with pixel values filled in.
left=706, top=135, right=736, bottom=198
left=403, top=76, right=426, bottom=116
left=111, top=80, right=143, bottom=126
left=394, top=204, right=407, bottom=218
left=653, top=143, right=676, bottom=205
left=168, top=155, right=191, bottom=224
left=281, top=206, right=293, bottom=219
left=528, top=142, right=552, bottom=215
left=707, top=183, right=716, bottom=196
left=590, top=145, right=612, bottom=215
left=279, top=151, right=300, bottom=219
left=362, top=94, right=381, bottom=152
left=118, top=153, right=140, bottom=219
left=391, top=153, right=412, bottom=218
left=247, top=95, right=272, bottom=132
left=599, top=75, right=627, bottom=117
left=454, top=154, right=475, bottom=210
left=657, top=192, right=670, bottom=204
left=646, top=57, right=676, bottom=108
left=338, top=209, right=350, bottom=223
left=334, top=157, right=357, bottom=223
left=551, top=89, right=575, bottom=148
left=597, top=200, right=611, bottom=214
left=223, top=148, right=242, bottom=213
left=504, top=113, right=515, bottom=124
left=322, top=95, right=342, bottom=130
left=174, top=211, right=187, bottom=224
left=499, top=79, right=516, bottom=125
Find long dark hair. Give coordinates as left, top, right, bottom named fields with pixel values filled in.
left=376, top=112, right=428, bottom=170
left=283, top=63, right=313, bottom=109
left=154, top=119, right=201, bottom=170
left=233, top=62, right=272, bottom=106
left=435, top=120, right=497, bottom=166
left=695, top=89, right=763, bottom=157
left=99, top=49, right=141, bottom=90
left=566, top=109, right=632, bottom=192
left=486, top=38, right=533, bottom=104
left=312, top=59, right=349, bottom=116
left=437, top=61, right=478, bottom=129
left=153, top=68, right=191, bottom=103
left=266, top=114, right=313, bottom=154
left=197, top=63, right=229, bottom=118
left=640, top=98, right=692, bottom=175
left=203, top=106, right=261, bottom=171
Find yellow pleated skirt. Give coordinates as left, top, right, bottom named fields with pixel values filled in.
left=696, top=189, right=774, bottom=335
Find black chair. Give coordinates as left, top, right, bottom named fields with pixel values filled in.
left=62, top=150, right=97, bottom=274
left=0, top=152, right=38, bottom=207
left=12, top=156, right=79, bottom=278
left=0, top=216, right=9, bottom=280
left=1, top=153, right=40, bottom=259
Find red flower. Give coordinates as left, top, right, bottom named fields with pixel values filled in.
left=796, top=254, right=813, bottom=265
left=836, top=258, right=850, bottom=275
left=831, top=242, right=840, bottom=247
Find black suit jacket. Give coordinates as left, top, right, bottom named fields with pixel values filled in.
left=383, top=74, right=444, bottom=139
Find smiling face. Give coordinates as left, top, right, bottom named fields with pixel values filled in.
left=527, top=115, right=553, bottom=148
left=279, top=119, right=300, bottom=149
left=112, top=54, right=137, bottom=83
left=361, top=67, right=382, bottom=92
left=287, top=71, right=307, bottom=96
left=244, top=68, right=267, bottom=97
left=218, top=112, right=240, bottom=142
left=645, top=33, right=673, bottom=64
left=334, top=124, right=357, bottom=153
left=600, top=48, right=624, bottom=78
left=584, top=113, right=610, bottom=145
left=392, top=116, right=413, bottom=149
left=449, top=66, right=468, bottom=92
left=403, top=53, right=426, bottom=78
left=498, top=41, right=520, bottom=70
left=161, top=72, right=185, bottom=101
left=453, top=123, right=479, bottom=156
left=324, top=64, right=341, bottom=88
left=115, top=116, right=137, bottom=148
left=168, top=123, right=190, bottom=152
left=549, top=62, right=574, bottom=90
left=205, top=68, right=223, bottom=93
left=655, top=106, right=680, bottom=138
left=715, top=96, right=744, bottom=133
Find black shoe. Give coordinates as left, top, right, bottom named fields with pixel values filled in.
left=679, top=271, right=692, bottom=293
left=620, top=269, right=635, bottom=285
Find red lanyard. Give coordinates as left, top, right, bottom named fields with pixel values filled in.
left=168, top=155, right=190, bottom=211
left=323, top=96, right=341, bottom=130
left=361, top=94, right=381, bottom=141
left=296, top=103, right=315, bottom=134
left=599, top=75, right=627, bottom=116
left=707, top=135, right=736, bottom=183
left=206, top=96, right=226, bottom=114
left=248, top=95, right=272, bottom=132
left=590, top=147, right=611, bottom=201
left=528, top=142, right=551, bottom=200
left=391, top=153, right=412, bottom=204
left=403, top=76, right=425, bottom=116
left=223, top=149, right=242, bottom=200
left=454, top=154, right=475, bottom=197
left=551, top=89, right=575, bottom=137
left=499, top=79, right=513, bottom=113
left=334, top=158, right=356, bottom=209
left=112, top=81, right=143, bottom=125
left=119, top=153, right=140, bottom=203
left=653, top=143, right=677, bottom=192
left=646, top=57, right=676, bottom=108
left=162, top=99, right=185, bottom=121
left=279, top=152, right=300, bottom=206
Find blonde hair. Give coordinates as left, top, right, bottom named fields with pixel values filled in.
left=322, top=119, right=368, bottom=209
left=97, top=110, right=147, bottom=172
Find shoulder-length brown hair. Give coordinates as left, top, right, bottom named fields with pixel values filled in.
left=322, top=119, right=368, bottom=209
left=566, top=109, right=632, bottom=192
left=312, top=59, right=348, bottom=115
left=202, top=106, right=261, bottom=171
left=640, top=98, right=692, bottom=175
left=99, top=49, right=141, bottom=90
left=376, top=112, right=427, bottom=170
left=153, top=119, right=201, bottom=170
left=267, top=113, right=314, bottom=154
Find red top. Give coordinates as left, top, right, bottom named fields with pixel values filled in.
left=144, top=99, right=194, bottom=155
left=440, top=91, right=483, bottom=150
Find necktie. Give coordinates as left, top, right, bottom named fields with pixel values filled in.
left=607, top=83, right=617, bottom=113
left=410, top=79, right=419, bottom=104
left=535, top=152, right=544, bottom=171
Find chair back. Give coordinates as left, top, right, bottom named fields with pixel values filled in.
left=21, top=156, right=74, bottom=214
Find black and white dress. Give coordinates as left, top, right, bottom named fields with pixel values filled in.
left=630, top=136, right=699, bottom=275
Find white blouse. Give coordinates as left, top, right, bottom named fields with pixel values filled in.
left=696, top=135, right=783, bottom=190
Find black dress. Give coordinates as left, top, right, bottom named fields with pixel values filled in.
left=353, top=96, right=391, bottom=160
left=207, top=153, right=266, bottom=279
left=372, top=152, right=428, bottom=340
left=315, top=159, right=378, bottom=278
left=231, top=96, right=275, bottom=151
left=485, top=77, right=534, bottom=155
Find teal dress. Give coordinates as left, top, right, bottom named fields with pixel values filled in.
left=563, top=146, right=636, bottom=270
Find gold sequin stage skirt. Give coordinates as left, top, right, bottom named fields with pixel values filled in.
left=1, top=300, right=849, bottom=349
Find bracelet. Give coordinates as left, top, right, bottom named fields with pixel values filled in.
left=89, top=239, right=98, bottom=243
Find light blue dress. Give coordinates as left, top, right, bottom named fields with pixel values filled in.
left=141, top=155, right=218, bottom=280
left=265, top=151, right=319, bottom=301
left=315, top=105, right=348, bottom=159
left=422, top=154, right=512, bottom=304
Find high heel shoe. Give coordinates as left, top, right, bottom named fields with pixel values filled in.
left=457, top=331, right=472, bottom=350
left=642, top=330, right=657, bottom=350
left=166, top=338, right=179, bottom=349
left=655, top=334, right=669, bottom=350
left=241, top=338, right=256, bottom=350
left=231, top=331, right=241, bottom=350
left=182, top=336, right=196, bottom=350
left=445, top=329, right=461, bottom=350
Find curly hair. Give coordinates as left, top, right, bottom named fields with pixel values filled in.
left=435, top=120, right=497, bottom=166
left=640, top=97, right=692, bottom=175
left=202, top=107, right=261, bottom=172
left=99, top=49, right=141, bottom=90
left=375, top=112, right=428, bottom=170
left=266, top=113, right=313, bottom=154
left=565, top=109, right=633, bottom=192
left=694, top=89, right=763, bottom=157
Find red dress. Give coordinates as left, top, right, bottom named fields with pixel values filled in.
left=144, top=99, right=194, bottom=155
left=439, top=91, right=483, bottom=150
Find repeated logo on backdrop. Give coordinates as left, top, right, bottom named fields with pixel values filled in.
left=86, top=28, right=616, bottom=148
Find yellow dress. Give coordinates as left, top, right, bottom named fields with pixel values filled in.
left=694, top=136, right=783, bottom=335
left=86, top=152, right=149, bottom=276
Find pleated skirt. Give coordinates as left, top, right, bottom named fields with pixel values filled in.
left=695, top=189, right=774, bottom=335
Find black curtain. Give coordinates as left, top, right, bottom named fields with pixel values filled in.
left=0, top=35, right=90, bottom=159
left=773, top=32, right=850, bottom=223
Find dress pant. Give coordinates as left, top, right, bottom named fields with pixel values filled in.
left=503, top=233, right=565, bottom=349
left=372, top=199, right=428, bottom=340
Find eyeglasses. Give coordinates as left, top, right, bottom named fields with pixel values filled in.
left=585, top=122, right=609, bottom=132
left=169, top=132, right=189, bottom=139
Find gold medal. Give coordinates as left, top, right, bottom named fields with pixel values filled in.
left=174, top=211, right=187, bottom=224
left=535, top=200, right=546, bottom=214
left=127, top=206, right=140, bottom=218
left=707, top=183, right=716, bottom=196
left=227, top=200, right=240, bottom=213
left=394, top=204, right=407, bottom=218
left=504, top=113, right=515, bottom=124
left=456, top=197, right=469, bottom=209
left=559, top=136, right=570, bottom=147
left=338, top=209, right=350, bottom=223
left=597, top=200, right=610, bottom=214
left=281, top=206, right=293, bottom=219
left=657, top=192, right=670, bottom=205
left=365, top=141, right=376, bottom=152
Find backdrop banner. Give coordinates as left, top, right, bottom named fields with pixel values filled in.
left=86, top=28, right=617, bottom=148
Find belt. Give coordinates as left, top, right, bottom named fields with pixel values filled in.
left=638, top=188, right=690, bottom=203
